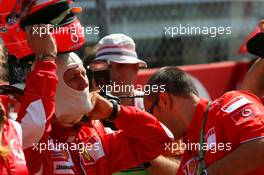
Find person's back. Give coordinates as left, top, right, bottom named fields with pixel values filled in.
left=177, top=90, right=264, bottom=175
left=144, top=66, right=264, bottom=175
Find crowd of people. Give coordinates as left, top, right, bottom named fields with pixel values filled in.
left=0, top=1, right=263, bottom=175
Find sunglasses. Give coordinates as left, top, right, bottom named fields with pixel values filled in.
left=147, top=94, right=159, bottom=114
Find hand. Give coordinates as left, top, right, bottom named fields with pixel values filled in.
left=86, top=91, right=120, bottom=120
left=25, top=24, right=57, bottom=59
left=259, top=19, right=264, bottom=32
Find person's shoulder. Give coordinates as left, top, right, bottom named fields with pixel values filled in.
left=215, top=90, right=263, bottom=120
left=220, top=91, right=262, bottom=107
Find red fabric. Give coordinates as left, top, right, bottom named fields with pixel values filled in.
left=0, top=120, right=28, bottom=175
left=0, top=0, right=16, bottom=26
left=177, top=91, right=264, bottom=175
left=17, top=60, right=58, bottom=174
left=41, top=106, right=171, bottom=175
left=0, top=0, right=84, bottom=59
left=0, top=0, right=16, bottom=15
left=18, top=61, right=172, bottom=174
left=1, top=18, right=85, bottom=59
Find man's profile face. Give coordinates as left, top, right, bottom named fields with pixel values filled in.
left=144, top=95, right=163, bottom=121
left=144, top=93, right=177, bottom=137
left=63, top=65, right=89, bottom=91
left=109, top=62, right=139, bottom=85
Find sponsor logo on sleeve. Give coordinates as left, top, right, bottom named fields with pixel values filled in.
left=181, top=158, right=198, bottom=175
left=80, top=135, right=105, bottom=165
left=221, top=96, right=252, bottom=113
left=230, top=104, right=261, bottom=125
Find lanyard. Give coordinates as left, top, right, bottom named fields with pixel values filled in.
left=197, top=101, right=212, bottom=174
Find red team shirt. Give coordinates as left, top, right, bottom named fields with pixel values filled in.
left=0, top=119, right=28, bottom=175
left=16, top=60, right=173, bottom=175
left=177, top=91, right=264, bottom=175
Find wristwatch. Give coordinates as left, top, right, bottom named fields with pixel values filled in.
left=201, top=169, right=209, bottom=175
left=107, top=100, right=119, bottom=121
left=35, top=53, right=56, bottom=60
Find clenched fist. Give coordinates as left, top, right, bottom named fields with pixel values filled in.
left=86, top=91, right=120, bottom=120
left=25, top=24, right=57, bottom=60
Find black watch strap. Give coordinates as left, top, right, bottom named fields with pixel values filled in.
left=35, top=53, right=56, bottom=60
left=107, top=100, right=119, bottom=121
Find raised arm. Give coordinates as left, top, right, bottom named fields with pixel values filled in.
left=207, top=93, right=264, bottom=175
left=88, top=92, right=174, bottom=173
left=239, top=58, right=264, bottom=97
left=16, top=25, right=58, bottom=149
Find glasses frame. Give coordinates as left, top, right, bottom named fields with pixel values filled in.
left=147, top=93, right=159, bottom=114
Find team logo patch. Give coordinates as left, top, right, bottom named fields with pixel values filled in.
left=52, top=148, right=75, bottom=174
left=53, top=160, right=75, bottom=174
left=51, top=149, right=69, bottom=161
left=80, top=134, right=105, bottom=165
left=182, top=158, right=197, bottom=175
left=221, top=96, right=252, bottom=113
left=231, top=104, right=260, bottom=125
left=205, top=127, right=216, bottom=150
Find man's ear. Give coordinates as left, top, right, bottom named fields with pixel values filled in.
left=159, top=92, right=171, bottom=111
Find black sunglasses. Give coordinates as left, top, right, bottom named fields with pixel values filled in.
left=148, top=95, right=159, bottom=114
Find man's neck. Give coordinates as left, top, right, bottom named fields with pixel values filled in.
left=174, top=94, right=200, bottom=137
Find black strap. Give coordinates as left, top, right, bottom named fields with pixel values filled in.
left=107, top=100, right=119, bottom=121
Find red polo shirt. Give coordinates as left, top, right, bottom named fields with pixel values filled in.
left=177, top=91, right=264, bottom=175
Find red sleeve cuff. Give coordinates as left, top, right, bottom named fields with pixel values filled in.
left=33, top=60, right=57, bottom=73
left=113, top=105, right=159, bottom=131
left=114, top=106, right=135, bottom=126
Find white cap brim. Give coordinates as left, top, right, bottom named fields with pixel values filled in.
left=95, top=55, right=147, bottom=68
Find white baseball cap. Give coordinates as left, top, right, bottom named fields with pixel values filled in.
left=95, top=33, right=147, bottom=68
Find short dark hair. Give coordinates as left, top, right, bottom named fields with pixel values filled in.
left=147, top=66, right=198, bottom=97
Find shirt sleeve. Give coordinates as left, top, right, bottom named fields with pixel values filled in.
left=220, top=94, right=264, bottom=144
left=16, top=60, right=58, bottom=149
left=106, top=106, right=174, bottom=173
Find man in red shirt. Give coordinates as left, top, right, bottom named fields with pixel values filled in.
left=16, top=24, right=173, bottom=175
left=144, top=66, right=264, bottom=175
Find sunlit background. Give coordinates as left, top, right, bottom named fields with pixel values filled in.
left=74, top=0, right=263, bottom=67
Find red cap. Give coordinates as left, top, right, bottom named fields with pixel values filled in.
left=1, top=0, right=85, bottom=59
